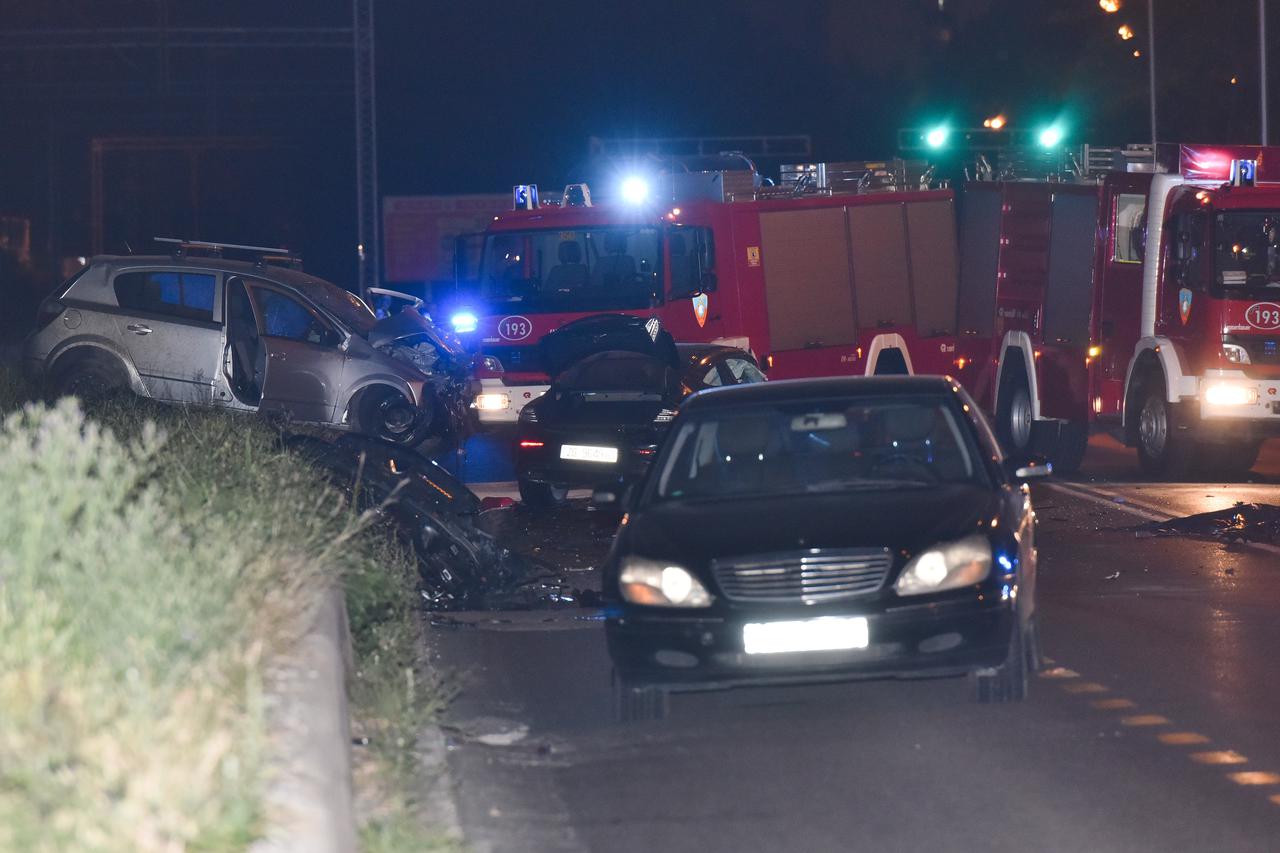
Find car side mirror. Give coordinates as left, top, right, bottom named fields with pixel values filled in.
left=1008, top=456, right=1053, bottom=481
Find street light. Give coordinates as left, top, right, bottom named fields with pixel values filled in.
left=1099, top=0, right=1120, bottom=12
left=1117, top=23, right=1135, bottom=40
left=1039, top=125, right=1065, bottom=148
left=983, top=115, right=1007, bottom=130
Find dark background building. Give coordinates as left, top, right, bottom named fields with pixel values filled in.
left=0, top=0, right=1273, bottom=331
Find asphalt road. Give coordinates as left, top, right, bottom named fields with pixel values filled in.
left=431, top=435, right=1280, bottom=852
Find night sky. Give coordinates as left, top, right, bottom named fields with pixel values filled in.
left=0, top=0, right=1274, bottom=285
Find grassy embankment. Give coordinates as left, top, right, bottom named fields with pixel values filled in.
left=0, top=368, right=456, bottom=852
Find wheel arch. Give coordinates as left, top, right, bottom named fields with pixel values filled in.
left=864, top=333, right=914, bottom=376
left=993, top=332, right=1040, bottom=420
left=47, top=340, right=145, bottom=395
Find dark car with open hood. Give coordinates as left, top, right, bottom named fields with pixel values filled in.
left=514, top=313, right=766, bottom=507
left=598, top=375, right=1049, bottom=720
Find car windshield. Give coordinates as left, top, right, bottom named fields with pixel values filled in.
left=557, top=352, right=673, bottom=393
left=1214, top=211, right=1280, bottom=295
left=653, top=396, right=989, bottom=503
left=479, top=227, right=661, bottom=312
left=297, top=277, right=379, bottom=335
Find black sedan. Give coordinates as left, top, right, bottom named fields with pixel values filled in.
left=599, top=375, right=1048, bottom=719
left=515, top=315, right=765, bottom=507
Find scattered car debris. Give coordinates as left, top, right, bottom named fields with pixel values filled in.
left=289, top=432, right=608, bottom=611
left=1104, top=571, right=1121, bottom=581
left=1131, top=503, right=1280, bottom=546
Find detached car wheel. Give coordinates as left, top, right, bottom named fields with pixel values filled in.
left=359, top=386, right=435, bottom=446
left=518, top=479, right=568, bottom=509
left=973, top=622, right=1029, bottom=703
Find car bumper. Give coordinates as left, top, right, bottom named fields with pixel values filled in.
left=517, top=448, right=656, bottom=489
left=606, top=593, right=1015, bottom=691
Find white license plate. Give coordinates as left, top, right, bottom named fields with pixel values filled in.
left=743, top=616, right=869, bottom=655
left=559, top=444, right=619, bottom=464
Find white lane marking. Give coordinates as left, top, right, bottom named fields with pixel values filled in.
left=1045, top=482, right=1280, bottom=558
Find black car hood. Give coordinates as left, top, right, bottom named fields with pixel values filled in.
left=367, top=307, right=463, bottom=354
left=540, top=313, right=678, bottom=378
left=623, top=485, right=1005, bottom=569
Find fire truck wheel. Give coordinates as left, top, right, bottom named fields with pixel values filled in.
left=518, top=479, right=568, bottom=509
left=1050, top=421, right=1089, bottom=475
left=1197, top=441, right=1263, bottom=479
left=1135, top=385, right=1191, bottom=478
left=996, top=374, right=1035, bottom=459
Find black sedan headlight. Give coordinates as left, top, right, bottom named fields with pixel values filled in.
left=894, top=534, right=993, bottom=596
left=618, top=556, right=714, bottom=607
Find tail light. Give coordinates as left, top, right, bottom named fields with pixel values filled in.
left=35, top=301, right=63, bottom=331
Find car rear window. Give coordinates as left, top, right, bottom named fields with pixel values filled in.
left=557, top=352, right=672, bottom=392
left=114, top=271, right=216, bottom=323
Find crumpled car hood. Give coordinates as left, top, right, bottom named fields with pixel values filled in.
left=367, top=308, right=463, bottom=355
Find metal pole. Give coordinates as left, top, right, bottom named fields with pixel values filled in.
left=1262, top=0, right=1270, bottom=144
left=353, top=0, right=380, bottom=298
left=1148, top=0, right=1158, bottom=150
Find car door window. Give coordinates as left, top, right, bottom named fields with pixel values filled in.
left=114, top=271, right=217, bottom=322
left=249, top=288, right=342, bottom=346
left=724, top=358, right=766, bottom=384
left=701, top=365, right=724, bottom=387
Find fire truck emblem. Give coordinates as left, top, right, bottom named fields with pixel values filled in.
left=692, top=293, right=709, bottom=328
left=1178, top=288, right=1193, bottom=325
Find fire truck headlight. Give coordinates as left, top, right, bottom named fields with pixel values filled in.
left=1204, top=382, right=1257, bottom=407
left=1222, top=344, right=1251, bottom=365
left=620, top=175, right=650, bottom=205
left=450, top=311, right=479, bottom=334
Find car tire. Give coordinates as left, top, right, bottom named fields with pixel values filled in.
left=52, top=356, right=127, bottom=404
left=973, top=621, right=1029, bottom=703
left=518, top=479, right=568, bottom=509
left=1135, top=382, right=1192, bottom=479
left=1050, top=420, right=1090, bottom=475
left=612, top=675, right=669, bottom=723
left=358, top=385, right=435, bottom=446
left=996, top=368, right=1035, bottom=461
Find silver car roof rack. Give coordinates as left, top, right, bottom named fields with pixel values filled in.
left=154, top=237, right=304, bottom=270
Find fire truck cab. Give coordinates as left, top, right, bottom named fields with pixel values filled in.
left=953, top=144, right=1280, bottom=477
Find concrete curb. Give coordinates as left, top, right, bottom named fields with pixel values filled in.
left=251, top=585, right=358, bottom=853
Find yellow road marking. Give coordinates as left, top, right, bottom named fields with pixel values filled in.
left=1091, top=698, right=1136, bottom=710
left=1227, top=771, right=1280, bottom=786
left=1120, top=714, right=1171, bottom=727
left=1062, top=682, right=1108, bottom=694
left=1039, top=667, right=1079, bottom=679
left=1190, top=751, right=1248, bottom=765
left=1159, top=732, right=1211, bottom=746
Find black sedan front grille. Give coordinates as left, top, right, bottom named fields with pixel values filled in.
left=711, top=548, right=893, bottom=604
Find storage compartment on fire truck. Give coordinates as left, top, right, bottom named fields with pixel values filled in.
left=1042, top=189, right=1101, bottom=345
left=757, top=198, right=960, bottom=353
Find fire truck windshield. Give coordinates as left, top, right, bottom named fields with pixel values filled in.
left=478, top=227, right=661, bottom=313
left=1214, top=211, right=1280, bottom=294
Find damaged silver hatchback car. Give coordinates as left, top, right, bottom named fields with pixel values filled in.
left=24, top=240, right=474, bottom=445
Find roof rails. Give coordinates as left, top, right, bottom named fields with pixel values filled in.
left=154, top=237, right=303, bottom=270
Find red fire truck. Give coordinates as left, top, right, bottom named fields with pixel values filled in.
left=450, top=159, right=964, bottom=424
left=952, top=144, right=1280, bottom=476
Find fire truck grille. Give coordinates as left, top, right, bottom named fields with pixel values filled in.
left=711, top=548, right=892, bottom=604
